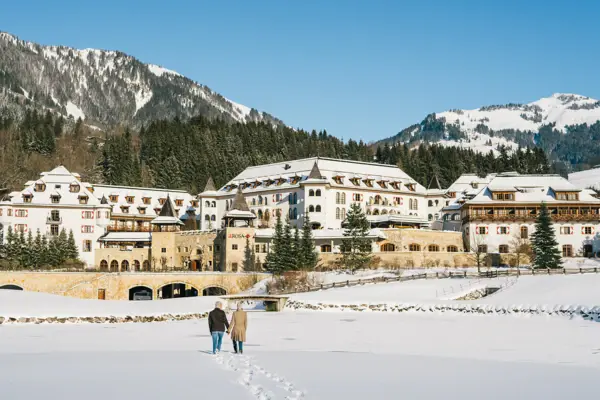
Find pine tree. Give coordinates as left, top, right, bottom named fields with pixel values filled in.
left=341, top=203, right=372, bottom=273
left=530, top=203, right=562, bottom=269
left=242, top=237, right=255, bottom=272
left=265, top=215, right=284, bottom=274
left=57, top=229, right=69, bottom=264
left=40, top=234, right=49, bottom=267
left=23, top=231, right=34, bottom=268
left=293, top=226, right=302, bottom=268
left=280, top=219, right=296, bottom=271
left=67, top=230, right=79, bottom=260
left=32, top=230, right=43, bottom=268
left=300, top=213, right=318, bottom=270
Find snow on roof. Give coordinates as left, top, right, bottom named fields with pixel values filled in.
left=99, top=232, right=152, bottom=242
left=255, top=228, right=386, bottom=240
left=569, top=166, right=600, bottom=191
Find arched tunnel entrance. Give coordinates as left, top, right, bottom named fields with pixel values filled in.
left=129, top=286, right=153, bottom=301
left=202, top=286, right=227, bottom=296
left=0, top=284, right=24, bottom=290
left=158, top=283, right=198, bottom=299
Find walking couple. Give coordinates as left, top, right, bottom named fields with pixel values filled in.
left=208, top=301, right=248, bottom=355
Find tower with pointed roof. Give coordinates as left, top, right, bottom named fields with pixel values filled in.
left=151, top=195, right=184, bottom=232
left=300, top=160, right=328, bottom=229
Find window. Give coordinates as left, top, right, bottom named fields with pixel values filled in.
left=143, top=197, right=151, bottom=205
left=232, top=244, right=238, bottom=250
left=498, top=226, right=509, bottom=235
left=23, top=195, right=32, bottom=203
left=309, top=189, right=315, bottom=197
left=255, top=244, right=261, bottom=253
left=139, top=207, right=146, bottom=215
left=121, top=206, right=129, bottom=214
left=562, top=245, right=573, bottom=257
left=428, top=214, right=433, bottom=221
left=50, top=225, right=59, bottom=236
left=109, top=195, right=118, bottom=202
left=520, top=226, right=528, bottom=239
left=293, top=193, right=297, bottom=204
left=14, top=224, right=27, bottom=233
left=499, top=244, right=509, bottom=254
left=81, top=225, right=94, bottom=233
left=560, top=226, right=573, bottom=235
left=428, top=200, right=433, bottom=207
left=428, top=244, right=439, bottom=252
left=293, top=208, right=298, bottom=220
left=333, top=176, right=344, bottom=184
left=315, top=205, right=321, bottom=212
left=159, top=198, right=166, bottom=205
left=341, top=193, right=346, bottom=203
left=336, top=207, right=341, bottom=219
left=215, top=245, right=220, bottom=252
left=409, top=244, right=421, bottom=252
left=51, top=195, right=60, bottom=204
left=35, top=183, right=46, bottom=192
left=316, top=189, right=321, bottom=197
left=175, top=199, right=183, bottom=207
left=477, top=226, right=488, bottom=235
left=126, top=196, right=135, bottom=204
left=15, top=209, right=27, bottom=217
left=232, top=263, right=239, bottom=272
left=79, top=195, right=88, bottom=205
left=69, top=184, right=80, bottom=193
left=478, top=245, right=488, bottom=254
left=363, top=179, right=373, bottom=188
left=583, top=226, right=594, bottom=235
left=211, top=215, right=216, bottom=221
left=381, top=243, right=395, bottom=252
left=275, top=194, right=282, bottom=202
left=205, top=214, right=210, bottom=221
left=352, top=193, right=363, bottom=202
left=161, top=248, right=167, bottom=253
left=320, top=244, right=332, bottom=253
left=336, top=193, right=341, bottom=204
left=82, top=211, right=94, bottom=219
left=83, top=240, right=92, bottom=252
left=447, top=245, right=458, bottom=252
left=309, top=205, right=315, bottom=212
left=493, top=192, right=514, bottom=201
left=341, top=208, right=346, bottom=219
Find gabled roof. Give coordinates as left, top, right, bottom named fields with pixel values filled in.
left=151, top=195, right=183, bottom=225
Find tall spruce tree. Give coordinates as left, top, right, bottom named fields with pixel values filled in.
left=530, top=202, right=562, bottom=269
left=293, top=226, right=302, bottom=268
left=341, top=203, right=372, bottom=272
left=243, top=237, right=255, bottom=272
left=265, top=215, right=284, bottom=274
left=280, top=219, right=296, bottom=271
left=67, top=230, right=79, bottom=260
left=300, top=213, right=318, bottom=270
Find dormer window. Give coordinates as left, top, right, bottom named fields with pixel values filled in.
left=191, top=200, right=199, bottom=208
left=390, top=182, right=401, bottom=190
left=154, top=208, right=161, bottom=214
left=406, top=183, right=416, bottom=192
left=120, top=206, right=129, bottom=214
left=138, top=207, right=146, bottom=215
left=492, top=192, right=514, bottom=201
left=69, top=184, right=80, bottom=193
left=377, top=180, right=388, bottom=189
left=333, top=176, right=344, bottom=184
left=363, top=179, right=374, bottom=188
left=109, top=195, right=118, bottom=202
left=448, top=192, right=457, bottom=198
left=290, top=176, right=301, bottom=185
left=126, top=196, right=135, bottom=204
left=142, top=197, right=151, bottom=205
left=51, top=194, right=61, bottom=204
left=34, top=183, right=46, bottom=192
left=471, top=183, right=478, bottom=189
left=556, top=192, right=579, bottom=201
left=350, top=178, right=361, bottom=186
left=86, top=186, right=94, bottom=193
left=276, top=178, right=286, bottom=186
left=159, top=198, right=167, bottom=205
left=78, top=194, right=89, bottom=205
left=22, top=193, right=33, bottom=203
left=175, top=199, right=184, bottom=207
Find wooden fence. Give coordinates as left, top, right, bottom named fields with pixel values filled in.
left=294, top=267, right=600, bottom=294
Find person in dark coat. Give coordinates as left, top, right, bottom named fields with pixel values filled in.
left=208, top=301, right=229, bottom=354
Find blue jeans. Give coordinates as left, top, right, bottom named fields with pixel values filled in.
left=233, top=340, right=244, bottom=353
left=211, top=331, right=224, bottom=354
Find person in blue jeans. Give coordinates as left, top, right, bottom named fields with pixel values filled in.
left=208, top=301, right=229, bottom=354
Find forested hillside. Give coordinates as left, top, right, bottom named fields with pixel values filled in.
left=0, top=110, right=550, bottom=195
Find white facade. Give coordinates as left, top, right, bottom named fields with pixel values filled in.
left=198, top=157, right=441, bottom=231
left=460, top=173, right=600, bottom=257
left=0, top=167, right=203, bottom=268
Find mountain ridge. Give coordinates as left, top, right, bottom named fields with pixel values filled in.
left=0, top=31, right=282, bottom=130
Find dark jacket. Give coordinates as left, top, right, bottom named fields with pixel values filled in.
left=208, top=308, right=229, bottom=332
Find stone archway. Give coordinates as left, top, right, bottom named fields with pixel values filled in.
left=202, top=286, right=227, bottom=296
left=157, top=282, right=199, bottom=299
left=129, top=285, right=153, bottom=301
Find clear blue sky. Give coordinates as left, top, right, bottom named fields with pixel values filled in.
left=1, top=0, right=599, bottom=141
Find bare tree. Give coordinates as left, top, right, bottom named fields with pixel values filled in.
left=510, top=232, right=532, bottom=268
left=464, top=232, right=488, bottom=273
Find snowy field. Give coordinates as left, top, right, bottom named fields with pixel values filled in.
left=2, top=272, right=600, bottom=399
left=1, top=310, right=599, bottom=399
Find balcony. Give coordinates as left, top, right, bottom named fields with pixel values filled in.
left=464, top=213, right=600, bottom=223
left=46, top=216, right=62, bottom=224
left=107, top=225, right=152, bottom=232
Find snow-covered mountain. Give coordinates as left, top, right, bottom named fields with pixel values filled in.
left=382, top=93, right=600, bottom=155
left=0, top=31, right=282, bottom=129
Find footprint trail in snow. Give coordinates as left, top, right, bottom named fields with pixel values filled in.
left=214, top=351, right=306, bottom=400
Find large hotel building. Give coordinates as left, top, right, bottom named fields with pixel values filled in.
left=1, top=158, right=599, bottom=271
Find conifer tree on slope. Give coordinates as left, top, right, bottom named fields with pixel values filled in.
left=67, top=230, right=79, bottom=260
left=530, top=202, right=562, bottom=269
left=265, top=215, right=284, bottom=274
left=280, top=219, right=297, bottom=271
left=341, top=203, right=372, bottom=273
left=300, top=212, right=318, bottom=270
